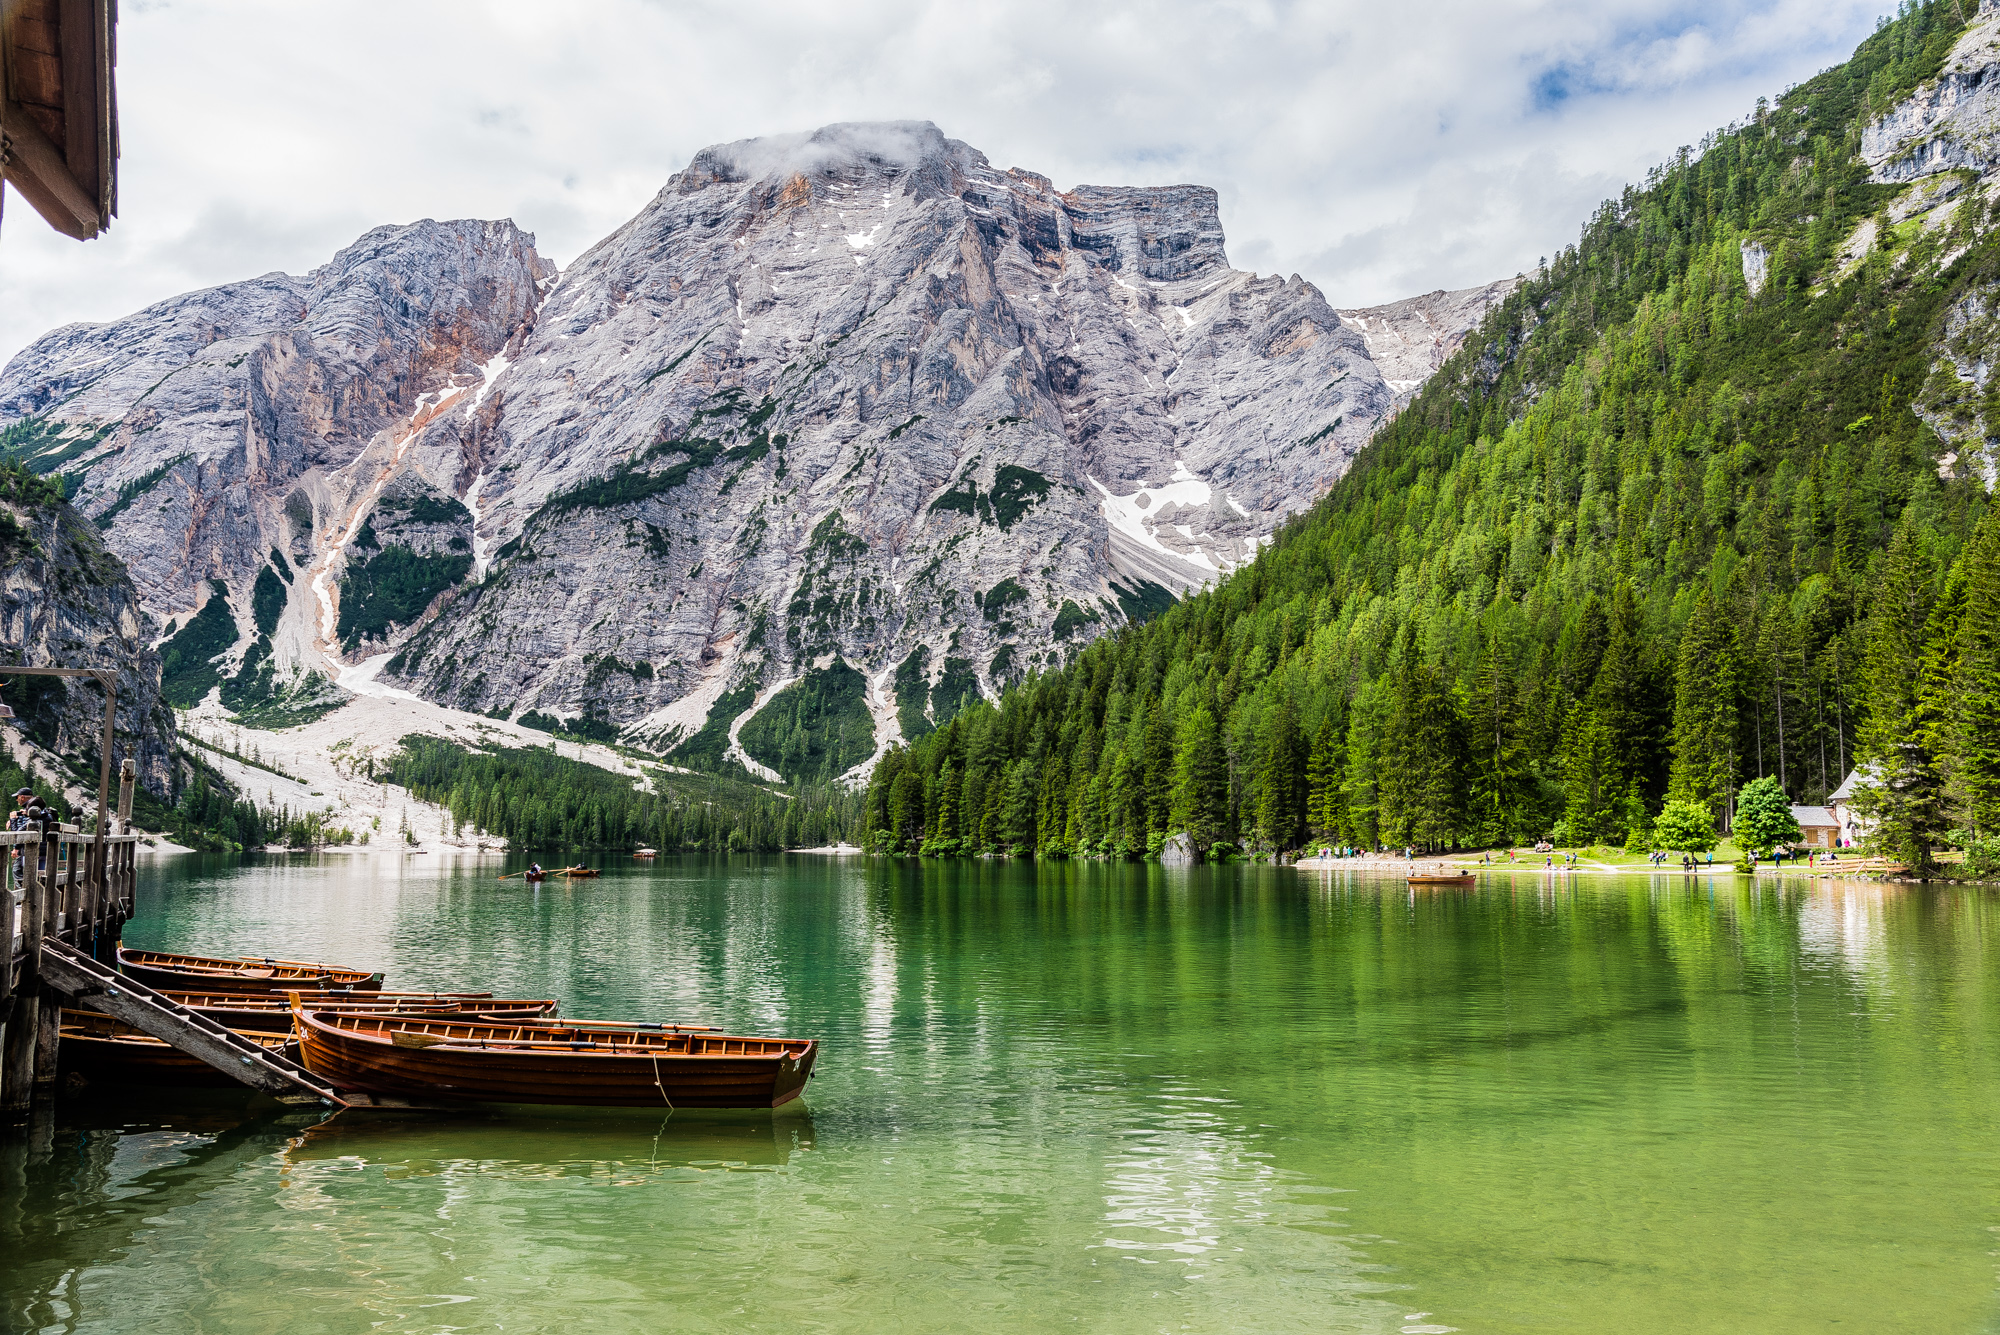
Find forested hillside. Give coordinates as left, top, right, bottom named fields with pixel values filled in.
left=386, top=737, right=861, bottom=853
left=865, top=0, right=2000, bottom=871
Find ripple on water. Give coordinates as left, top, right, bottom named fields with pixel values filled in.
left=6, top=860, right=1999, bottom=1332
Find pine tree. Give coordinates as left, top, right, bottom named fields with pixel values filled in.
left=1559, top=703, right=1622, bottom=844
left=1464, top=635, right=1528, bottom=847
left=1855, top=511, right=1953, bottom=869
left=1171, top=705, right=1229, bottom=851
left=1305, top=718, right=1338, bottom=837
left=1950, top=509, right=2000, bottom=835
left=932, top=758, right=961, bottom=846
left=1669, top=588, right=1740, bottom=824
left=1254, top=693, right=1305, bottom=851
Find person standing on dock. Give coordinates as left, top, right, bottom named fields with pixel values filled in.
left=9, top=786, right=50, bottom=880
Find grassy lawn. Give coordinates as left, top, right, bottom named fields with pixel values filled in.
left=1441, top=841, right=1869, bottom=872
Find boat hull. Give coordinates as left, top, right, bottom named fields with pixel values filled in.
left=59, top=1014, right=299, bottom=1088
left=117, top=945, right=383, bottom=994
left=154, top=992, right=558, bottom=1032
left=297, top=1013, right=815, bottom=1109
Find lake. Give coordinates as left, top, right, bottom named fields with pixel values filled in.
left=4, top=854, right=1998, bottom=1333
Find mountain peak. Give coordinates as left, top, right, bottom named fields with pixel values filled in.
left=676, top=120, right=969, bottom=192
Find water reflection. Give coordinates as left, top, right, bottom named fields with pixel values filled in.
left=4, top=859, right=1998, bottom=1332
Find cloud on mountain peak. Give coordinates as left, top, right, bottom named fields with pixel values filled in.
left=0, top=0, right=1892, bottom=369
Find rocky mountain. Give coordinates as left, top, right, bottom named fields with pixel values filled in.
left=0, top=122, right=1509, bottom=779
left=0, top=465, right=176, bottom=807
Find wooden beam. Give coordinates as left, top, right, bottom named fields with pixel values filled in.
left=57, top=0, right=95, bottom=209
left=0, top=97, right=97, bottom=237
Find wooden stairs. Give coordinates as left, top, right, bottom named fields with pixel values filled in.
left=38, top=939, right=348, bottom=1107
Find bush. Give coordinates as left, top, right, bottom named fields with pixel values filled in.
left=1654, top=800, right=1719, bottom=854
left=1735, top=776, right=1802, bottom=855
left=1955, top=833, right=2000, bottom=880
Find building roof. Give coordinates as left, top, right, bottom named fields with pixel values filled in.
left=1792, top=805, right=1837, bottom=827
left=0, top=0, right=119, bottom=239
left=1826, top=766, right=1875, bottom=804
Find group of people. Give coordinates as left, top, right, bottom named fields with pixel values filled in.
left=8, top=785, right=56, bottom=879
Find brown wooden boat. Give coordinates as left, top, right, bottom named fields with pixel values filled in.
left=561, top=866, right=599, bottom=878
left=117, top=944, right=384, bottom=994
left=137, top=991, right=560, bottom=1033
left=295, top=1010, right=816, bottom=1109
left=58, top=1010, right=300, bottom=1088
left=1407, top=870, right=1477, bottom=887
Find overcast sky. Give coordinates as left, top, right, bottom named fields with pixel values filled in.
left=0, top=0, right=1894, bottom=367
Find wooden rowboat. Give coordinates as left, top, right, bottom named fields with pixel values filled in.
left=138, top=991, right=560, bottom=1033
left=632, top=848, right=658, bottom=858
left=117, top=944, right=384, bottom=994
left=1407, top=871, right=1476, bottom=887
left=561, top=866, right=598, bottom=878
left=59, top=1010, right=300, bottom=1088
left=295, top=1010, right=816, bottom=1109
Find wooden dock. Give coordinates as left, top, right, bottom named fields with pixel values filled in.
left=2, top=827, right=343, bottom=1115
left=3, top=827, right=136, bottom=1113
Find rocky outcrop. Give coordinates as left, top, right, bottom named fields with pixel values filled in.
left=0, top=470, right=176, bottom=802
left=1863, top=1, right=2000, bottom=184
left=0, top=122, right=1502, bottom=769
left=1336, top=279, right=1519, bottom=398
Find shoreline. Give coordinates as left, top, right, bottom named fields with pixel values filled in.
left=1294, top=856, right=1905, bottom=878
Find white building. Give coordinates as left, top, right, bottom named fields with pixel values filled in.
left=1826, top=770, right=1875, bottom=849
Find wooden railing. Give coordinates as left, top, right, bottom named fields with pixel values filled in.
left=2, top=829, right=139, bottom=1113
left=3, top=830, right=138, bottom=963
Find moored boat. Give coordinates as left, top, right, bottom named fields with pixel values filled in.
left=1407, top=870, right=1476, bottom=887
left=141, top=991, right=559, bottom=1033
left=58, top=1010, right=300, bottom=1087
left=116, top=944, right=384, bottom=993
left=295, top=1010, right=816, bottom=1109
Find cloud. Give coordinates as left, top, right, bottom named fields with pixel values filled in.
left=0, top=0, right=1892, bottom=367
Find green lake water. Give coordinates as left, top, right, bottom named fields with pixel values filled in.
left=5, top=854, right=1999, bottom=1333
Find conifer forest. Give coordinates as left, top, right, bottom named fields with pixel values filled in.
left=865, top=0, right=2000, bottom=873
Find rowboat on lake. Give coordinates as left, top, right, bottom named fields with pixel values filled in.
left=138, top=991, right=560, bottom=1033
left=632, top=848, right=658, bottom=859
left=58, top=1010, right=300, bottom=1087
left=1407, top=870, right=1476, bottom=887
left=117, top=944, right=384, bottom=993
left=294, top=1010, right=817, bottom=1109
left=561, top=866, right=599, bottom=878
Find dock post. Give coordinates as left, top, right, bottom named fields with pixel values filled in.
left=31, top=980, right=58, bottom=1098
left=1, top=833, right=52, bottom=1118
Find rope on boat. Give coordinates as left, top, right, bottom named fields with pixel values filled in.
left=650, top=1050, right=675, bottom=1111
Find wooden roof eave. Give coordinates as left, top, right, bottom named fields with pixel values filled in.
left=0, top=0, right=118, bottom=241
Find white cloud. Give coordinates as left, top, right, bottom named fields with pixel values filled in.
left=0, top=0, right=1891, bottom=366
